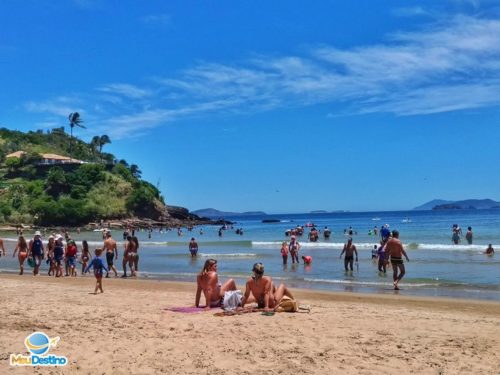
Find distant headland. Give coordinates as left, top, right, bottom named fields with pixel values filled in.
left=192, top=208, right=267, bottom=218
left=413, top=199, right=500, bottom=210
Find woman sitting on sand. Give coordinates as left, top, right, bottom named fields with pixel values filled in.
left=12, top=235, right=29, bottom=275
left=195, top=259, right=237, bottom=310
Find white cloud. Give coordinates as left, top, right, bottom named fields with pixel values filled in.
left=98, top=83, right=152, bottom=99
left=140, top=14, right=171, bottom=26
left=25, top=14, right=500, bottom=138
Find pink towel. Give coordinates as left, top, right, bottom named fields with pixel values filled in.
left=163, top=306, right=207, bottom=313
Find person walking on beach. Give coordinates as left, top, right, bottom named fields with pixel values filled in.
left=189, top=237, right=199, bottom=257
left=28, top=231, right=45, bottom=276
left=465, top=227, right=473, bottom=245
left=85, top=248, right=108, bottom=294
left=53, top=235, right=65, bottom=277
left=289, top=236, right=300, bottom=264
left=46, top=235, right=55, bottom=276
left=280, top=241, right=289, bottom=265
left=384, top=230, right=409, bottom=290
left=81, top=240, right=91, bottom=276
left=195, top=259, right=237, bottom=310
left=132, top=236, right=140, bottom=273
left=12, top=235, right=29, bottom=275
left=65, top=239, right=78, bottom=277
left=340, top=238, right=358, bottom=271
left=121, top=236, right=134, bottom=278
left=103, top=231, right=118, bottom=278
left=240, top=263, right=294, bottom=311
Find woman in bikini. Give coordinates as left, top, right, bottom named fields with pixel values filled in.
left=46, top=236, right=55, bottom=276
left=12, top=235, right=28, bottom=275
left=195, top=259, right=237, bottom=310
left=81, top=240, right=91, bottom=276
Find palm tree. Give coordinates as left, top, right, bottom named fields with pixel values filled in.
left=68, top=112, right=86, bottom=161
left=98, top=135, right=111, bottom=153
left=90, top=135, right=100, bottom=156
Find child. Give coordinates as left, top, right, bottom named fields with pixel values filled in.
left=280, top=241, right=289, bottom=265
left=85, top=248, right=109, bottom=294
left=65, top=239, right=78, bottom=277
left=371, top=245, right=378, bottom=260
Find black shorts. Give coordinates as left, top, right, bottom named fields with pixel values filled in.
left=106, top=252, right=114, bottom=267
left=391, top=257, right=403, bottom=265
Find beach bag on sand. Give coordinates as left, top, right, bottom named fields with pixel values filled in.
left=223, top=290, right=243, bottom=311
left=275, top=296, right=298, bottom=312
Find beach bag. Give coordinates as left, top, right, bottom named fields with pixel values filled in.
left=223, top=290, right=243, bottom=311
left=27, top=257, right=35, bottom=268
left=275, top=296, right=298, bottom=312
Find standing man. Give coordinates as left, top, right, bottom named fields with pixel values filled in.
left=340, top=237, right=358, bottom=271
left=465, top=226, right=473, bottom=245
left=29, top=231, right=45, bottom=276
left=288, top=236, right=301, bottom=264
left=189, top=237, right=199, bottom=257
left=384, top=230, right=410, bottom=290
left=103, top=231, right=118, bottom=278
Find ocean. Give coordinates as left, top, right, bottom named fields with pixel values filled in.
left=1, top=209, right=499, bottom=301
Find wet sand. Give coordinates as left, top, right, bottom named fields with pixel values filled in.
left=1, top=274, right=499, bottom=374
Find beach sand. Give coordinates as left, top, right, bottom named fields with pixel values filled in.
left=1, top=274, right=499, bottom=374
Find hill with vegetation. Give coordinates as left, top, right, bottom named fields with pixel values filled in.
left=0, top=126, right=204, bottom=227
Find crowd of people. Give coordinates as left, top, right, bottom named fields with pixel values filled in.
left=4, top=230, right=140, bottom=294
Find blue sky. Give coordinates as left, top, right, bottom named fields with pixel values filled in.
left=1, top=0, right=500, bottom=213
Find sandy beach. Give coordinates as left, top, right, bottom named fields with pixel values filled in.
left=1, top=274, right=499, bottom=374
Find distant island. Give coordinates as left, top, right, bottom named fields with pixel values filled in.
left=192, top=208, right=267, bottom=218
left=414, top=199, right=500, bottom=211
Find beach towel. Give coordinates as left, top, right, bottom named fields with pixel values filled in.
left=223, top=290, right=243, bottom=311
left=163, top=306, right=207, bottom=313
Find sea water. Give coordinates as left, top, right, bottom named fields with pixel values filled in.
left=1, top=209, right=499, bottom=301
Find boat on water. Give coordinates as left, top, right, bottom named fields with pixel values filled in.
left=372, top=217, right=381, bottom=221
left=401, top=218, right=412, bottom=223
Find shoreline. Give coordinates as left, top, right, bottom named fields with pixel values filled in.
left=1, top=274, right=499, bottom=373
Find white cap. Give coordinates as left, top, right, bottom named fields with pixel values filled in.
left=34, top=231, right=41, bottom=236
left=55, top=234, right=63, bottom=241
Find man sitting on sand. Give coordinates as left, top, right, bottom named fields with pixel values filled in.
left=195, top=259, right=237, bottom=310
left=240, top=263, right=294, bottom=311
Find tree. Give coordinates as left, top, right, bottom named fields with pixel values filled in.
left=68, top=112, right=86, bottom=160
left=129, top=164, right=142, bottom=178
left=90, top=135, right=100, bottom=156
left=98, top=135, right=111, bottom=153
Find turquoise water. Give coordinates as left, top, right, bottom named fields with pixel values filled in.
left=1, top=209, right=499, bottom=301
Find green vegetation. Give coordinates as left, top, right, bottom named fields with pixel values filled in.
left=0, top=127, right=166, bottom=226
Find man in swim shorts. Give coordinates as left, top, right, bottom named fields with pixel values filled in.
left=103, top=231, right=118, bottom=277
left=240, top=263, right=294, bottom=311
left=189, top=237, right=198, bottom=257
left=384, top=230, right=409, bottom=290
left=485, top=244, right=494, bottom=255
left=340, top=237, right=358, bottom=271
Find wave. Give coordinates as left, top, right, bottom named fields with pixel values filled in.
left=252, top=241, right=492, bottom=251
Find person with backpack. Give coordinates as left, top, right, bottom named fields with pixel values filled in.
left=28, top=231, right=45, bottom=276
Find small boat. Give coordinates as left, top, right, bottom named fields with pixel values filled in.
left=372, top=217, right=381, bottom=221
left=401, top=218, right=412, bottom=223
left=262, top=219, right=280, bottom=223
